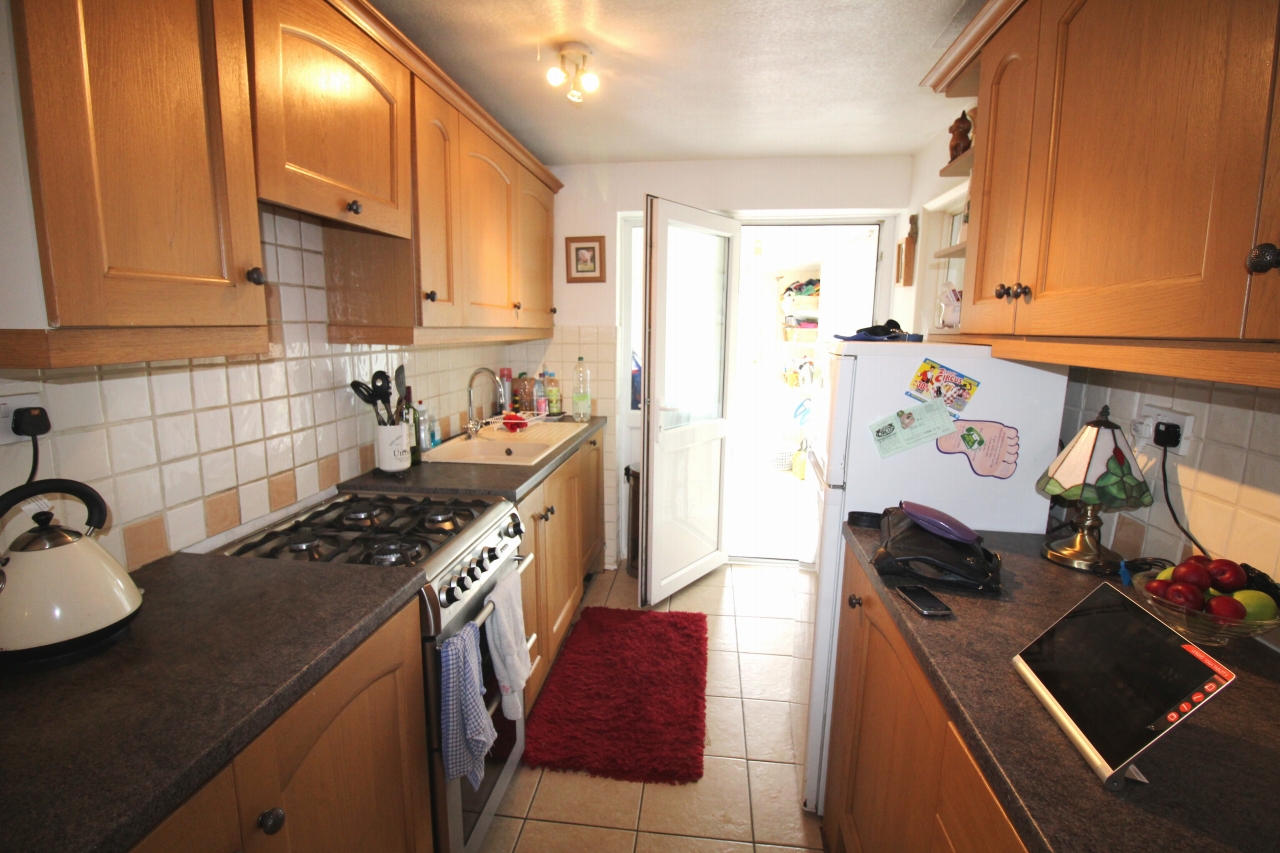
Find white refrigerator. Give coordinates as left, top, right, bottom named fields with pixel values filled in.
left=802, top=342, right=1068, bottom=812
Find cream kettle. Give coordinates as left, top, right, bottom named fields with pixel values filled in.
left=0, top=479, right=142, bottom=670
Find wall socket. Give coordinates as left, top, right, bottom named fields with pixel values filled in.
left=0, top=394, right=41, bottom=446
left=1130, top=405, right=1194, bottom=457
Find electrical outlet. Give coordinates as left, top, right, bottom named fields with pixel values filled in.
left=0, top=394, right=41, bottom=446
left=1131, top=405, right=1194, bottom=457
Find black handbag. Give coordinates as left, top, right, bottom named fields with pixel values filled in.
left=853, top=505, right=1002, bottom=596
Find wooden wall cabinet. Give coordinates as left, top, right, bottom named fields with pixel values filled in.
left=248, top=0, right=413, bottom=238
left=130, top=602, right=432, bottom=853
left=4, top=0, right=268, bottom=367
left=822, top=543, right=1027, bottom=853
left=459, top=116, right=520, bottom=327
left=515, top=165, right=557, bottom=329
left=414, top=79, right=464, bottom=329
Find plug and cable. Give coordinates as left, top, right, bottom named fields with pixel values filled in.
left=1153, top=421, right=1209, bottom=556
left=11, top=407, right=50, bottom=483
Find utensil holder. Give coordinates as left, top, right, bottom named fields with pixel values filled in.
left=375, top=423, right=412, bottom=472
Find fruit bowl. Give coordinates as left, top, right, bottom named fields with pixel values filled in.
left=1133, top=570, right=1280, bottom=646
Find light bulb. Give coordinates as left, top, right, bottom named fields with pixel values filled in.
left=546, top=65, right=567, bottom=87
left=567, top=87, right=583, bottom=103
left=580, top=71, right=599, bottom=93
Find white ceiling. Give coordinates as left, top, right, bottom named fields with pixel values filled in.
left=367, top=0, right=984, bottom=166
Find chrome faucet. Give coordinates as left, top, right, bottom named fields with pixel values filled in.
left=466, top=367, right=507, bottom=439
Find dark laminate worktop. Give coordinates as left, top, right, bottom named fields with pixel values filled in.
left=339, top=416, right=606, bottom=504
left=0, top=554, right=427, bottom=853
left=842, top=524, right=1280, bottom=853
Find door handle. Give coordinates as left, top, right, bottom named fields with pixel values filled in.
left=1248, top=242, right=1280, bottom=273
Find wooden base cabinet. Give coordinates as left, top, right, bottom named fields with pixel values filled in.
left=577, top=437, right=604, bottom=576
left=822, top=543, right=1027, bottom=853
left=129, top=603, right=433, bottom=853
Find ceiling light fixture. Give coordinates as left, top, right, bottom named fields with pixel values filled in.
left=548, top=42, right=597, bottom=102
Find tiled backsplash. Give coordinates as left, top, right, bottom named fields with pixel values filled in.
left=1060, top=368, right=1280, bottom=578
left=0, top=205, right=621, bottom=572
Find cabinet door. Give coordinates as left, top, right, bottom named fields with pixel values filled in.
left=540, top=455, right=582, bottom=661
left=1014, top=0, right=1279, bottom=338
left=414, top=78, right=464, bottom=328
left=249, top=0, right=412, bottom=238
left=932, top=723, right=1028, bottom=853
left=233, top=603, right=432, bottom=853
left=12, top=0, right=264, bottom=328
left=129, top=766, right=242, bottom=853
left=515, top=166, right=556, bottom=329
left=958, top=0, right=1040, bottom=335
left=459, top=117, right=519, bottom=327
left=1246, top=63, right=1280, bottom=339
left=518, top=484, right=549, bottom=711
left=577, top=437, right=604, bottom=575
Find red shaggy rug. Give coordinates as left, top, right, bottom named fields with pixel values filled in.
left=523, top=606, right=708, bottom=784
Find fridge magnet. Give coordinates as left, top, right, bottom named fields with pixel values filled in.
left=566, top=236, right=607, bottom=283
left=869, top=399, right=956, bottom=459
left=936, top=420, right=1020, bottom=479
left=905, top=359, right=980, bottom=415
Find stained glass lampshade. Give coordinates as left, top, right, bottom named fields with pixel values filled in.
left=1036, top=405, right=1153, bottom=574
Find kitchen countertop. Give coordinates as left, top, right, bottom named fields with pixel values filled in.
left=339, top=416, right=606, bottom=503
left=0, top=553, right=427, bottom=853
left=842, top=523, right=1280, bottom=853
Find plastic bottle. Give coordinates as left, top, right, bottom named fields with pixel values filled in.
left=534, top=370, right=549, bottom=415
left=572, top=357, right=591, bottom=422
left=545, top=372, right=562, bottom=416
left=499, top=367, right=513, bottom=410
left=415, top=400, right=429, bottom=455
left=400, top=386, right=421, bottom=465
left=428, top=410, right=442, bottom=447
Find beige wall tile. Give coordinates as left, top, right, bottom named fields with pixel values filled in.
left=205, top=489, right=240, bottom=537
left=123, top=516, right=169, bottom=570
left=317, top=453, right=341, bottom=491
left=268, top=471, right=296, bottom=512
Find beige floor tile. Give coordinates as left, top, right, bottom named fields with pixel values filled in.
left=704, top=696, right=746, bottom=758
left=671, top=585, right=735, bottom=616
left=732, top=586, right=795, bottom=619
left=605, top=575, right=640, bottom=609
left=497, top=765, right=542, bottom=818
left=513, top=820, right=636, bottom=853
left=580, top=571, right=615, bottom=608
left=791, top=620, right=814, bottom=660
left=706, top=614, right=737, bottom=652
left=742, top=700, right=802, bottom=762
left=736, top=616, right=794, bottom=656
left=635, top=833, right=753, bottom=852
left=479, top=816, right=523, bottom=853
left=794, top=569, right=818, bottom=595
left=527, top=769, right=643, bottom=829
left=755, top=846, right=822, bottom=852
left=794, top=593, right=816, bottom=622
left=706, top=650, right=741, bottom=697
left=740, top=654, right=809, bottom=703
left=748, top=762, right=823, bottom=849
left=638, top=756, right=753, bottom=841
left=730, top=564, right=797, bottom=587
left=691, top=564, right=733, bottom=587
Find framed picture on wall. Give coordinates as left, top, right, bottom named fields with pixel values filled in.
left=566, top=236, right=607, bottom=283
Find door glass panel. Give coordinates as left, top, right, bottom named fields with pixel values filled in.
left=662, top=224, right=728, bottom=428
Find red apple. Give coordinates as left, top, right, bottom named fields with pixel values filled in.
left=1144, top=579, right=1172, bottom=599
left=1206, top=595, right=1248, bottom=622
left=1164, top=582, right=1205, bottom=611
left=1207, top=559, right=1248, bottom=593
left=1172, top=561, right=1213, bottom=592
left=1184, top=554, right=1213, bottom=567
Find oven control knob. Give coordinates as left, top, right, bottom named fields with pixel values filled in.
left=505, top=519, right=524, bottom=538
left=485, top=546, right=500, bottom=565
left=467, top=559, right=483, bottom=581
left=439, top=584, right=459, bottom=607
left=456, top=573, right=473, bottom=591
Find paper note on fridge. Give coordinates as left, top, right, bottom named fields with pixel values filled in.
left=869, top=399, right=956, bottom=459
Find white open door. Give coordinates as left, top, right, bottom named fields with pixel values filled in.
left=640, top=195, right=740, bottom=606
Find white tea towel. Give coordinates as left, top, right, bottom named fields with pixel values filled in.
left=484, top=570, right=531, bottom=720
left=440, top=622, right=496, bottom=789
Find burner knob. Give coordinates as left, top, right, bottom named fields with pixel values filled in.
left=439, top=584, right=459, bottom=607
left=485, top=546, right=499, bottom=565
left=467, top=559, right=483, bottom=581
left=506, top=519, right=524, bottom=538
left=456, top=573, right=473, bottom=591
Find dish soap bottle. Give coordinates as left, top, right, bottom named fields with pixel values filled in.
left=400, top=387, right=421, bottom=465
left=534, top=369, right=549, bottom=415
left=428, top=409, right=442, bottom=447
left=415, top=400, right=430, bottom=455
left=572, top=357, right=591, bottom=423
left=545, top=372, right=562, bottom=416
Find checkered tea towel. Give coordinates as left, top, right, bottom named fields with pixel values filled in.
left=440, top=622, right=496, bottom=789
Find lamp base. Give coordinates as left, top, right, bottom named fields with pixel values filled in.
left=1042, top=504, right=1122, bottom=575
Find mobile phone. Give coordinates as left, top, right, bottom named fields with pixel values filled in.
left=895, top=585, right=953, bottom=617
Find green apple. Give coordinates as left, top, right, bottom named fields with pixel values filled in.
left=1206, top=588, right=1223, bottom=597
left=1232, top=590, right=1279, bottom=622
left=1157, top=566, right=1175, bottom=581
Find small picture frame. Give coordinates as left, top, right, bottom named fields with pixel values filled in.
left=566, top=236, right=606, bottom=283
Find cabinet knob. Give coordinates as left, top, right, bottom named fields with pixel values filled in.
left=346, top=199, right=363, bottom=214
left=993, top=283, right=1010, bottom=299
left=848, top=594, right=862, bottom=609
left=513, top=302, right=522, bottom=310
left=1011, top=283, right=1030, bottom=300
left=1248, top=242, right=1280, bottom=274
left=590, top=439, right=597, bottom=446
left=424, top=290, right=437, bottom=302
left=246, top=267, right=266, bottom=285
left=550, top=307, right=557, bottom=314
left=257, top=807, right=286, bottom=835
left=548, top=505, right=555, bottom=516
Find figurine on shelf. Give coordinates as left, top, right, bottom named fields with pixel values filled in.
left=948, top=110, right=972, bottom=162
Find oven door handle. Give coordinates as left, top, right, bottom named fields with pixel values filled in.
left=473, top=553, right=535, bottom=628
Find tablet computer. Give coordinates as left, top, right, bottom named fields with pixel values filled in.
left=1013, top=582, right=1234, bottom=790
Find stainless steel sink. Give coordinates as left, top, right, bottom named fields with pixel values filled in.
left=422, top=420, right=588, bottom=466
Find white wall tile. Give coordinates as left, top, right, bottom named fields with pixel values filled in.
left=290, top=394, right=314, bottom=431
left=1207, top=385, right=1255, bottom=448
left=239, top=479, right=270, bottom=523
left=1240, top=454, right=1280, bottom=520
left=191, top=366, right=229, bottom=409
left=282, top=322, right=308, bottom=357
left=150, top=370, right=192, bottom=416
left=196, top=408, right=233, bottom=453
left=227, top=363, right=260, bottom=404
left=310, top=356, right=333, bottom=391
left=303, top=253, right=326, bottom=290
left=292, top=429, right=317, bottom=465
left=337, top=417, right=357, bottom=450
left=1250, top=390, right=1280, bottom=454
left=301, top=220, right=323, bottom=252
left=231, top=402, right=264, bottom=445
left=265, top=435, right=294, bottom=474
left=1225, top=510, right=1280, bottom=577
left=313, top=390, right=336, bottom=425
left=155, top=413, right=198, bottom=462
left=166, top=501, right=207, bottom=551
left=114, top=468, right=162, bottom=523
left=259, top=361, right=288, bottom=399
left=262, top=398, right=291, bottom=438
left=274, top=213, right=302, bottom=247
left=295, top=462, right=319, bottom=499
left=161, top=457, right=203, bottom=508
left=338, top=447, right=359, bottom=480
left=277, top=247, right=304, bottom=285
left=52, top=430, right=111, bottom=481
left=235, top=441, right=267, bottom=484
left=286, top=359, right=312, bottom=395
left=262, top=243, right=279, bottom=283
left=316, top=422, right=338, bottom=458
left=108, top=421, right=157, bottom=472
left=201, top=448, right=237, bottom=495
left=279, top=285, right=307, bottom=322
left=101, top=372, right=152, bottom=422
left=44, top=375, right=105, bottom=430
left=259, top=206, right=276, bottom=243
